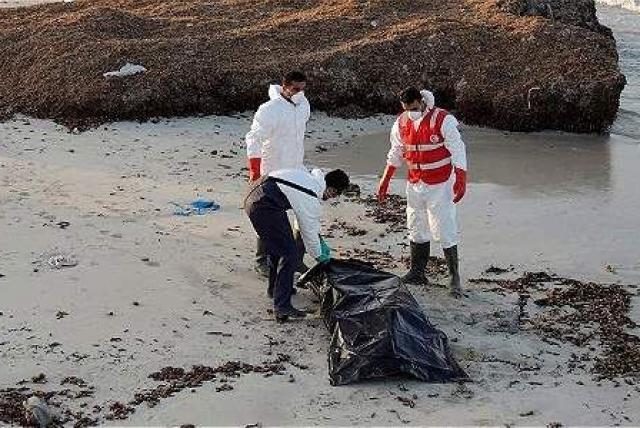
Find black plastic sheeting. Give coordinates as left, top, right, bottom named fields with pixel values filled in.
left=298, top=259, right=468, bottom=386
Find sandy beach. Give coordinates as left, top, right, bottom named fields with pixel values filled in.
left=1, top=111, right=639, bottom=426
left=2, top=0, right=640, bottom=426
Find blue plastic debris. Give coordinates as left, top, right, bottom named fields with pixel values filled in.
left=171, top=199, right=221, bottom=216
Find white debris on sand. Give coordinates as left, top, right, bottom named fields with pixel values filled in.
left=22, top=396, right=51, bottom=428
left=47, top=254, right=78, bottom=269
left=103, top=63, right=146, bottom=78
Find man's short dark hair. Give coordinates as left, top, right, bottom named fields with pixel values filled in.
left=325, top=169, right=350, bottom=194
left=399, top=86, right=422, bottom=104
left=283, top=71, right=307, bottom=85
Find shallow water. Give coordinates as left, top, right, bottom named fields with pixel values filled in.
left=314, top=128, right=612, bottom=191
left=597, top=0, right=640, bottom=13
left=313, top=129, right=640, bottom=284
left=598, top=5, right=640, bottom=140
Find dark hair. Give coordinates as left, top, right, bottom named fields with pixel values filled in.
left=399, top=86, right=422, bottom=104
left=283, top=71, right=307, bottom=85
left=325, top=169, right=350, bottom=194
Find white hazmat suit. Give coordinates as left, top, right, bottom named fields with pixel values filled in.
left=245, top=84, right=311, bottom=273
left=386, top=110, right=467, bottom=248
left=245, top=84, right=311, bottom=175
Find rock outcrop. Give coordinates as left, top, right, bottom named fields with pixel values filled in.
left=0, top=0, right=626, bottom=132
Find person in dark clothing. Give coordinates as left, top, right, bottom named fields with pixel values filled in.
left=244, top=167, right=349, bottom=322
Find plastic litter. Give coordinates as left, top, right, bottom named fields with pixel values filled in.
left=298, top=259, right=468, bottom=386
left=103, top=63, right=146, bottom=78
left=171, top=198, right=221, bottom=216
left=23, top=396, right=51, bottom=428
left=47, top=254, right=78, bottom=269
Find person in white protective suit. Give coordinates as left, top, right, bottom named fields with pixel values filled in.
left=245, top=71, right=311, bottom=278
left=244, top=168, right=350, bottom=322
left=376, top=87, right=468, bottom=297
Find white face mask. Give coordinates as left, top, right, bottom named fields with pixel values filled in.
left=291, top=91, right=305, bottom=104
left=407, top=110, right=423, bottom=122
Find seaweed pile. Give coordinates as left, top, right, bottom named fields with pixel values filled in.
left=362, top=194, right=407, bottom=234
left=0, top=0, right=625, bottom=132
left=1, top=356, right=300, bottom=426
left=471, top=270, right=640, bottom=380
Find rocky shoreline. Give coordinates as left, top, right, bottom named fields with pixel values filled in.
left=0, top=0, right=626, bottom=132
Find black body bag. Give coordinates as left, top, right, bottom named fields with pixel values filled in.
left=298, top=259, right=468, bottom=386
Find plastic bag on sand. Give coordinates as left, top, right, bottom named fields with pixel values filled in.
left=23, top=396, right=51, bottom=428
left=171, top=198, right=221, bottom=216
left=103, top=63, right=146, bottom=78
left=47, top=254, right=78, bottom=269
left=298, top=259, right=468, bottom=386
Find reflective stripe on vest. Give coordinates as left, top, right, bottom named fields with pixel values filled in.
left=407, top=157, right=452, bottom=171
left=430, top=108, right=439, bottom=128
left=405, top=143, right=445, bottom=151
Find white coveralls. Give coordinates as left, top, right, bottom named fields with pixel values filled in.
left=268, top=168, right=326, bottom=259
left=386, top=113, right=467, bottom=248
left=245, top=84, right=312, bottom=250
left=245, top=84, right=311, bottom=174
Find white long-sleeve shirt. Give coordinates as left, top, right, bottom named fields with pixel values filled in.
left=386, top=112, right=467, bottom=171
left=268, top=168, right=325, bottom=259
left=245, top=85, right=311, bottom=175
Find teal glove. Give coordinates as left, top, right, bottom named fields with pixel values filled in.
left=317, top=236, right=331, bottom=264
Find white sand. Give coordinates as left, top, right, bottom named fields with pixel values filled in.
left=1, top=112, right=639, bottom=426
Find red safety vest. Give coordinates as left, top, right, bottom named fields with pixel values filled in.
left=399, top=108, right=453, bottom=185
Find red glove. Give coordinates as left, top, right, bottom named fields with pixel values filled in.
left=453, top=167, right=467, bottom=203
left=377, top=165, right=397, bottom=203
left=248, top=158, right=261, bottom=182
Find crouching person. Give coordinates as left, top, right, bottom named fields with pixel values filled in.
left=244, top=168, right=350, bottom=322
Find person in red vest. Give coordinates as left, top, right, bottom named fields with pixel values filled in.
left=377, top=87, right=468, bottom=297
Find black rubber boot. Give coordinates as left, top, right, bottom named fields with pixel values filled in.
left=275, top=307, right=307, bottom=323
left=444, top=245, right=462, bottom=298
left=401, top=241, right=430, bottom=285
left=268, top=286, right=296, bottom=298
left=254, top=237, right=270, bottom=278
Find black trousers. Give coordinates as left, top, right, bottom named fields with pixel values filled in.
left=245, top=179, right=297, bottom=313
left=256, top=230, right=306, bottom=271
